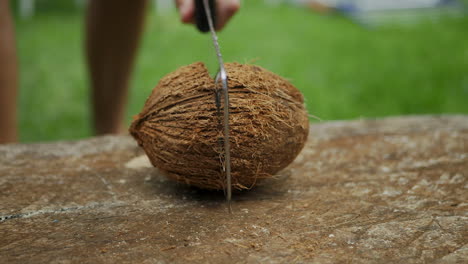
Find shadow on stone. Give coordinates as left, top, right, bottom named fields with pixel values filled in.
left=145, top=168, right=291, bottom=205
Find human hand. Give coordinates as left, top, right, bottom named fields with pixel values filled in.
left=175, top=0, right=240, bottom=31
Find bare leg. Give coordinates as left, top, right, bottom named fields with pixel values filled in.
left=0, top=0, right=18, bottom=143
left=86, top=0, right=148, bottom=135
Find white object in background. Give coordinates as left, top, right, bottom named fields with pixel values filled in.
left=348, top=0, right=443, bottom=12
left=307, top=0, right=447, bottom=11
left=154, top=0, right=175, bottom=14
left=19, top=0, right=35, bottom=19
left=19, top=0, right=87, bottom=19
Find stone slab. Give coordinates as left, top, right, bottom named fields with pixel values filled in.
left=1, top=115, right=467, bottom=263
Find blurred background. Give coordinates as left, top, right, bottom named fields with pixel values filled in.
left=10, top=0, right=468, bottom=142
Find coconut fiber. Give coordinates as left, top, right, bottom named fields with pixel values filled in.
left=130, top=62, right=309, bottom=190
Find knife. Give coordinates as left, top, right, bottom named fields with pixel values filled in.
left=195, top=0, right=232, bottom=213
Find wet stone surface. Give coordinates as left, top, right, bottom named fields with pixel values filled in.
left=1, top=115, right=467, bottom=263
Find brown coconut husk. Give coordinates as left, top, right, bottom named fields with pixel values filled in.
left=130, top=62, right=309, bottom=190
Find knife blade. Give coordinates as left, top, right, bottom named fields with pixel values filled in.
left=195, top=0, right=232, bottom=213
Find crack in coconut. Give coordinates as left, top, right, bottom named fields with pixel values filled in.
left=129, top=62, right=309, bottom=191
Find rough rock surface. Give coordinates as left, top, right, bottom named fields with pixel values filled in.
left=1, top=115, right=467, bottom=264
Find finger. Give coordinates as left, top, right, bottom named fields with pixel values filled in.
left=176, top=0, right=195, bottom=24
left=216, top=0, right=240, bottom=31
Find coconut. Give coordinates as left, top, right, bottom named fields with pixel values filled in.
left=129, top=62, right=309, bottom=190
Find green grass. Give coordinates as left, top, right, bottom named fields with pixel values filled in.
left=15, top=1, right=468, bottom=142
